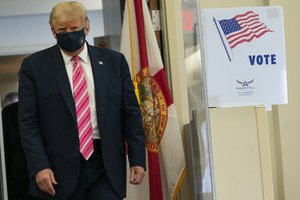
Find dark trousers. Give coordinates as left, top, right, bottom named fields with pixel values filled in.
left=66, top=140, right=122, bottom=200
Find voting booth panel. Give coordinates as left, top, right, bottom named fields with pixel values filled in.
left=202, top=6, right=287, bottom=109
left=197, top=6, right=287, bottom=200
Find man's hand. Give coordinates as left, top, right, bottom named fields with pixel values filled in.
left=35, top=168, right=58, bottom=196
left=130, top=166, right=145, bottom=185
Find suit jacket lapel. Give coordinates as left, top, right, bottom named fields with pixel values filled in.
left=50, top=46, right=76, bottom=121
left=88, top=45, right=106, bottom=128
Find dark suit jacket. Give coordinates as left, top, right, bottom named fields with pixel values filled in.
left=18, top=44, right=146, bottom=200
left=2, top=102, right=30, bottom=200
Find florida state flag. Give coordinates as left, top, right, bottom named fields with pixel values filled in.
left=120, top=0, right=186, bottom=199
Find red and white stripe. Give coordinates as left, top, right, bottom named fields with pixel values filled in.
left=227, top=11, right=272, bottom=49
left=73, top=56, right=94, bottom=160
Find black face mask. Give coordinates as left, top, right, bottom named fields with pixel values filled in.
left=56, top=28, right=86, bottom=52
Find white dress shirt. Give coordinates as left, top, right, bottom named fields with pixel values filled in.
left=60, top=43, right=100, bottom=139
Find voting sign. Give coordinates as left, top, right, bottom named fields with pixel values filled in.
left=201, top=6, right=287, bottom=108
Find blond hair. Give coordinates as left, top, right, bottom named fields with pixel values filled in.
left=49, top=1, right=89, bottom=27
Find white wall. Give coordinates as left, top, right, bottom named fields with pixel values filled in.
left=0, top=1, right=104, bottom=56
left=0, top=0, right=102, bottom=16
left=0, top=11, right=104, bottom=56
left=268, top=1, right=300, bottom=200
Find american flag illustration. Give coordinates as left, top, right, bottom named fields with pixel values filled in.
left=217, top=11, right=273, bottom=49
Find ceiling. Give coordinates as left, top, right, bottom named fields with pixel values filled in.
left=0, top=0, right=102, bottom=17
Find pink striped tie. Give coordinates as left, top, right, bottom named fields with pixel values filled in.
left=72, top=56, right=94, bottom=160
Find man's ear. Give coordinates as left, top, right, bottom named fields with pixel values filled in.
left=51, top=28, right=57, bottom=39
left=85, top=23, right=90, bottom=36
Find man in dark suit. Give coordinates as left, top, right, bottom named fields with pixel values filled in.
left=2, top=93, right=27, bottom=200
left=2, top=93, right=40, bottom=200
left=18, top=1, right=146, bottom=200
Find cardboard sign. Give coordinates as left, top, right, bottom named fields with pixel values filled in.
left=202, top=6, right=287, bottom=108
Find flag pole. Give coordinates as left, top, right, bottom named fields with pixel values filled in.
left=213, top=17, right=232, bottom=61
left=127, top=0, right=140, bottom=104
left=133, top=0, right=164, bottom=199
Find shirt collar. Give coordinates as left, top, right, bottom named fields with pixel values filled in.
left=60, top=43, right=89, bottom=64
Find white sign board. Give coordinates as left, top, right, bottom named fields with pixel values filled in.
left=202, top=6, right=287, bottom=108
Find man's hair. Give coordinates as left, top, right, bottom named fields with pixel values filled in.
left=2, top=92, right=18, bottom=108
left=49, top=1, right=89, bottom=27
